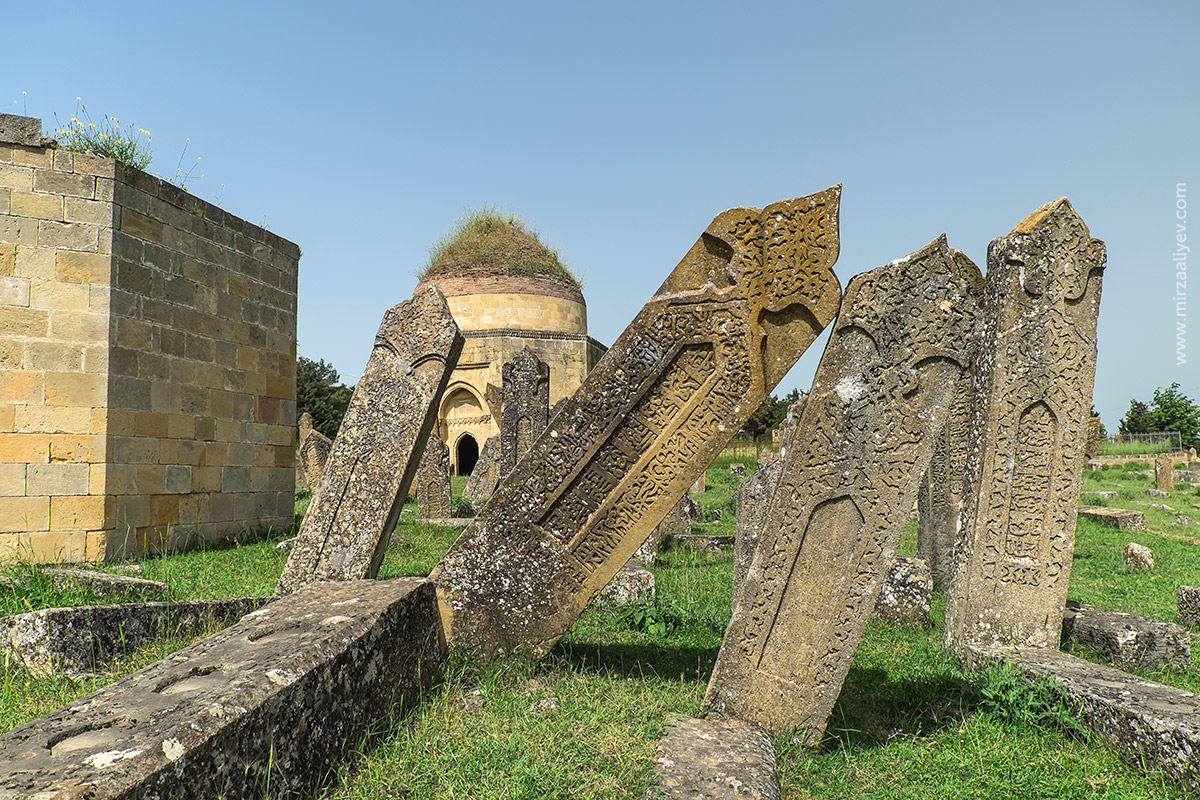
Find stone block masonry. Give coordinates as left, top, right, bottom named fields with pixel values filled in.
left=0, top=115, right=299, bottom=562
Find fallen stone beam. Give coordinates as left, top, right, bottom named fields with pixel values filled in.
left=0, top=597, right=270, bottom=678
left=0, top=579, right=444, bottom=800
left=653, top=714, right=779, bottom=800
left=1076, top=505, right=1145, bottom=530
left=44, top=568, right=172, bottom=599
left=967, top=644, right=1200, bottom=793
left=1062, top=600, right=1190, bottom=671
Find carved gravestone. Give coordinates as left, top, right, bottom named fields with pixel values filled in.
left=733, top=396, right=806, bottom=596
left=730, top=462, right=746, bottom=477
left=416, top=435, right=453, bottom=519
left=431, top=187, right=844, bottom=655
left=499, top=347, right=550, bottom=479
left=638, top=496, right=693, bottom=563
left=704, top=235, right=984, bottom=740
left=690, top=472, right=706, bottom=495
left=298, top=412, right=333, bottom=494
left=916, top=376, right=973, bottom=587
left=945, top=199, right=1105, bottom=651
left=1156, top=453, right=1175, bottom=494
left=276, top=288, right=463, bottom=594
left=1085, top=416, right=1101, bottom=459
left=463, top=435, right=500, bottom=509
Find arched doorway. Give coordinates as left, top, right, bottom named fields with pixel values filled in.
left=456, top=433, right=479, bottom=476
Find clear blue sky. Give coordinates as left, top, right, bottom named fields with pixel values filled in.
left=6, top=1, right=1196, bottom=431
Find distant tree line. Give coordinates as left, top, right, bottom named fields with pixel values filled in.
left=297, top=355, right=353, bottom=440
left=1118, top=383, right=1200, bottom=449
left=742, top=389, right=803, bottom=442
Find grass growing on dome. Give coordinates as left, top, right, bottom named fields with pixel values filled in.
left=419, top=208, right=581, bottom=289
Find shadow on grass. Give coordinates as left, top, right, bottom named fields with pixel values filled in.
left=551, top=640, right=720, bottom=684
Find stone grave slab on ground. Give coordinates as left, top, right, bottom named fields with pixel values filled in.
left=946, top=198, right=1105, bottom=652
left=967, top=644, right=1200, bottom=793
left=1062, top=600, right=1189, bottom=670
left=1125, top=542, right=1155, bottom=570
left=1076, top=505, right=1145, bottom=530
left=1178, top=586, right=1200, bottom=627
left=44, top=568, right=171, bottom=599
left=653, top=714, right=779, bottom=800
left=0, top=579, right=444, bottom=800
left=705, top=234, right=984, bottom=740
left=874, top=556, right=932, bottom=627
left=431, top=188, right=844, bottom=656
left=0, top=597, right=269, bottom=678
left=277, top=288, right=463, bottom=594
left=596, top=557, right=656, bottom=605
left=416, top=434, right=453, bottom=520
left=499, top=346, right=550, bottom=479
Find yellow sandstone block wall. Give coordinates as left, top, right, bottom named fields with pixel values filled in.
left=0, top=116, right=299, bottom=563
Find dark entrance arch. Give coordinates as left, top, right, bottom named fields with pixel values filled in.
left=456, top=434, right=479, bottom=477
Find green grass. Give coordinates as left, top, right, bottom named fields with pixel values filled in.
left=2, top=461, right=1198, bottom=797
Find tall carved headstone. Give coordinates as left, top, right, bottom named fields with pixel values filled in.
left=462, top=435, right=500, bottom=509
left=732, top=396, right=806, bottom=596
left=705, top=235, right=984, bottom=740
left=297, top=412, right=333, bottom=494
left=1156, top=453, right=1175, bottom=494
left=416, top=435, right=453, bottom=519
left=945, top=199, right=1105, bottom=651
left=916, top=381, right=973, bottom=588
left=499, top=347, right=550, bottom=478
left=431, top=187, right=844, bottom=655
left=276, top=288, right=463, bottom=594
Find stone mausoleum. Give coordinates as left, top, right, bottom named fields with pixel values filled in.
left=413, top=213, right=606, bottom=475
left=0, top=115, right=298, bottom=563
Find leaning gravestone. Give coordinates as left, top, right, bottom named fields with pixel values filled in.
left=462, top=434, right=500, bottom=509
left=416, top=434, right=453, bottom=519
left=704, top=234, right=984, bottom=740
left=945, top=198, right=1105, bottom=651
left=916, top=373, right=974, bottom=587
left=1085, top=416, right=1101, bottom=459
left=276, top=288, right=463, bottom=594
left=1156, top=453, right=1175, bottom=494
left=431, top=187, right=844, bottom=655
left=499, top=346, right=550, bottom=479
left=298, top=412, right=333, bottom=492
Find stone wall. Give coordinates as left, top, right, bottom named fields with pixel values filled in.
left=0, top=114, right=299, bottom=562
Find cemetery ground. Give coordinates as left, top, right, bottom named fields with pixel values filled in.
left=3, top=456, right=1200, bottom=798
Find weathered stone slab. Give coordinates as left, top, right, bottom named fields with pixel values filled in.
left=1076, top=505, right=1145, bottom=530
left=1085, top=416, right=1101, bottom=458
left=1176, top=470, right=1200, bottom=484
left=916, top=364, right=975, bottom=587
left=0, top=597, right=269, bottom=678
left=690, top=472, right=706, bottom=495
left=0, top=113, right=45, bottom=147
left=297, top=412, right=333, bottom=491
left=44, top=568, right=171, bottom=599
left=639, top=496, right=693, bottom=563
left=431, top=188, right=844, bottom=655
left=499, top=346, right=550, bottom=479
left=729, top=462, right=746, bottom=477
left=1062, top=600, right=1189, bottom=670
left=967, top=644, right=1200, bottom=793
left=596, top=557, right=656, bottom=605
left=417, top=517, right=471, bottom=529
left=416, top=434, right=453, bottom=520
left=673, top=534, right=735, bottom=553
left=277, top=288, right=463, bottom=594
left=1147, top=488, right=1171, bottom=499
left=1082, top=490, right=1116, bottom=500
left=705, top=234, right=984, bottom=739
left=0, top=579, right=444, bottom=800
left=1178, top=585, right=1200, bottom=627
left=945, top=199, right=1105, bottom=652
left=874, top=556, right=932, bottom=627
left=1157, top=453, right=1176, bottom=494
left=462, top=434, right=500, bottom=509
left=653, top=714, right=779, bottom=800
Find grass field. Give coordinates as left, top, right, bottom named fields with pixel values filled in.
left=2, top=455, right=1199, bottom=798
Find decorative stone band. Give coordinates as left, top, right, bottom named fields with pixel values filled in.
left=417, top=273, right=585, bottom=304
left=446, top=414, right=493, bottom=427
left=460, top=327, right=604, bottom=348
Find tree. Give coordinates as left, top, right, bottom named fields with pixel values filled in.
left=1118, top=399, right=1154, bottom=436
left=741, top=389, right=803, bottom=441
left=1149, top=383, right=1200, bottom=449
left=297, top=356, right=353, bottom=440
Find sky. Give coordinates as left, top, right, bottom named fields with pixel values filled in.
left=5, top=1, right=1196, bottom=431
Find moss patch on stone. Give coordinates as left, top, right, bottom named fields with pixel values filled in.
left=419, top=209, right=580, bottom=289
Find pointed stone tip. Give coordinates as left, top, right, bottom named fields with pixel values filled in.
left=1012, top=197, right=1075, bottom=234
